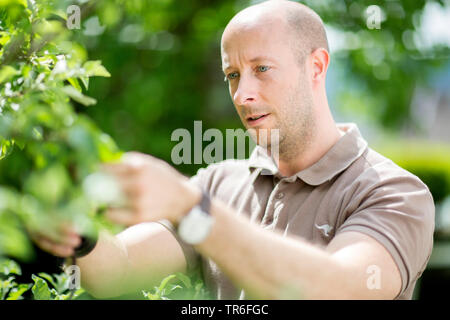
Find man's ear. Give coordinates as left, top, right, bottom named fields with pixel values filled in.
left=310, top=48, right=329, bottom=83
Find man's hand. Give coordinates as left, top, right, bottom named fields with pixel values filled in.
left=102, top=152, right=201, bottom=226
left=29, top=223, right=81, bottom=257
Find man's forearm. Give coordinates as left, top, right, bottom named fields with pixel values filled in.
left=97, top=153, right=399, bottom=299
left=76, top=230, right=130, bottom=298
left=193, top=198, right=361, bottom=299
left=76, top=222, right=188, bottom=298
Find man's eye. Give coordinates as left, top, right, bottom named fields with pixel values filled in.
left=258, top=65, right=270, bottom=72
left=226, top=72, right=239, bottom=80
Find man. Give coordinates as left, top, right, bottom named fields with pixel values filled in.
left=32, top=0, right=434, bottom=299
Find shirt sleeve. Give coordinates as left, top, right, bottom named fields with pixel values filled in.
left=336, top=172, right=435, bottom=298
left=158, top=166, right=213, bottom=272
left=157, top=219, right=200, bottom=272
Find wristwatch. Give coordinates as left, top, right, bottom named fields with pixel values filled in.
left=177, top=191, right=214, bottom=245
left=74, top=234, right=98, bottom=258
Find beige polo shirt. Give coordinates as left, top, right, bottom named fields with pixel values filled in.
left=171, top=122, right=435, bottom=300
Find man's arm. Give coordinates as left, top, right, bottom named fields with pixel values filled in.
left=192, top=196, right=402, bottom=299
left=104, top=152, right=402, bottom=299
left=77, top=222, right=187, bottom=298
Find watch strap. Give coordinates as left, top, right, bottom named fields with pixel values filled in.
left=198, top=190, right=211, bottom=215
left=176, top=190, right=213, bottom=245
left=74, top=235, right=98, bottom=258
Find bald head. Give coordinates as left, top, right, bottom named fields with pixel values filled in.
left=222, top=0, right=329, bottom=65
left=220, top=1, right=335, bottom=165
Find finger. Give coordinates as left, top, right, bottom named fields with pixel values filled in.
left=36, top=237, right=75, bottom=258
left=59, top=221, right=81, bottom=236
left=101, top=162, right=139, bottom=178
left=33, top=226, right=61, bottom=243
left=96, top=171, right=146, bottom=203
left=33, top=229, right=81, bottom=248
left=113, top=175, right=144, bottom=199
left=60, top=224, right=79, bottom=238
left=121, top=152, right=152, bottom=167
left=62, top=233, right=82, bottom=248
left=105, top=207, right=138, bottom=226
left=104, top=152, right=162, bottom=175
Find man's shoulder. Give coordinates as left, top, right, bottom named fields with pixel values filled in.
left=355, top=147, right=426, bottom=183
left=336, top=148, right=435, bottom=300
left=343, top=146, right=434, bottom=204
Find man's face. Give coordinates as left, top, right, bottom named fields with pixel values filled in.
left=221, top=20, right=316, bottom=158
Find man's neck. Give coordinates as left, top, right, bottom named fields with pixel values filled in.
left=276, top=123, right=342, bottom=177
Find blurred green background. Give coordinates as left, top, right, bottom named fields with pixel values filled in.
left=1, top=0, right=450, bottom=299
left=69, top=0, right=450, bottom=299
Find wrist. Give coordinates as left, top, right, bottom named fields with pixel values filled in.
left=171, top=181, right=202, bottom=226
left=177, top=188, right=214, bottom=245
left=74, top=232, right=99, bottom=258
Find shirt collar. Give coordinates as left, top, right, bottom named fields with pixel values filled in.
left=248, top=123, right=368, bottom=185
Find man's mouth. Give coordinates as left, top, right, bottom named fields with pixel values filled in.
left=246, top=113, right=270, bottom=126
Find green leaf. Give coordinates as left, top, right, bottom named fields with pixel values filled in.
left=0, top=140, right=15, bottom=160
left=68, top=77, right=82, bottom=92
left=49, top=272, right=69, bottom=293
left=51, top=8, right=67, bottom=20
left=37, top=273, right=57, bottom=290
left=49, top=288, right=70, bottom=300
left=0, top=0, right=28, bottom=7
left=157, top=274, right=176, bottom=293
left=24, top=163, right=71, bottom=205
left=164, top=284, right=182, bottom=296
left=174, top=272, right=191, bottom=289
left=0, top=221, right=32, bottom=261
left=0, top=259, right=22, bottom=276
left=7, top=283, right=31, bottom=300
left=142, top=290, right=159, bottom=300
left=31, top=275, right=52, bottom=300
left=68, top=288, right=85, bottom=300
left=0, top=32, right=11, bottom=46
left=0, top=276, right=16, bottom=300
left=62, top=86, right=97, bottom=106
left=13, top=139, right=26, bottom=150
left=0, top=66, right=19, bottom=84
left=80, top=76, right=89, bottom=90
left=83, top=60, right=111, bottom=77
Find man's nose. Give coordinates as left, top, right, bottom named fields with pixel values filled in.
left=233, top=76, right=257, bottom=106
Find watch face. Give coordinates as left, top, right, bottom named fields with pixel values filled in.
left=178, top=206, right=214, bottom=245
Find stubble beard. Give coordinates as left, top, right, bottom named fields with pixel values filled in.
left=275, top=81, right=316, bottom=162
left=243, top=76, right=316, bottom=163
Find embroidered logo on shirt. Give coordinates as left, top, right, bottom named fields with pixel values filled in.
left=315, top=223, right=333, bottom=237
